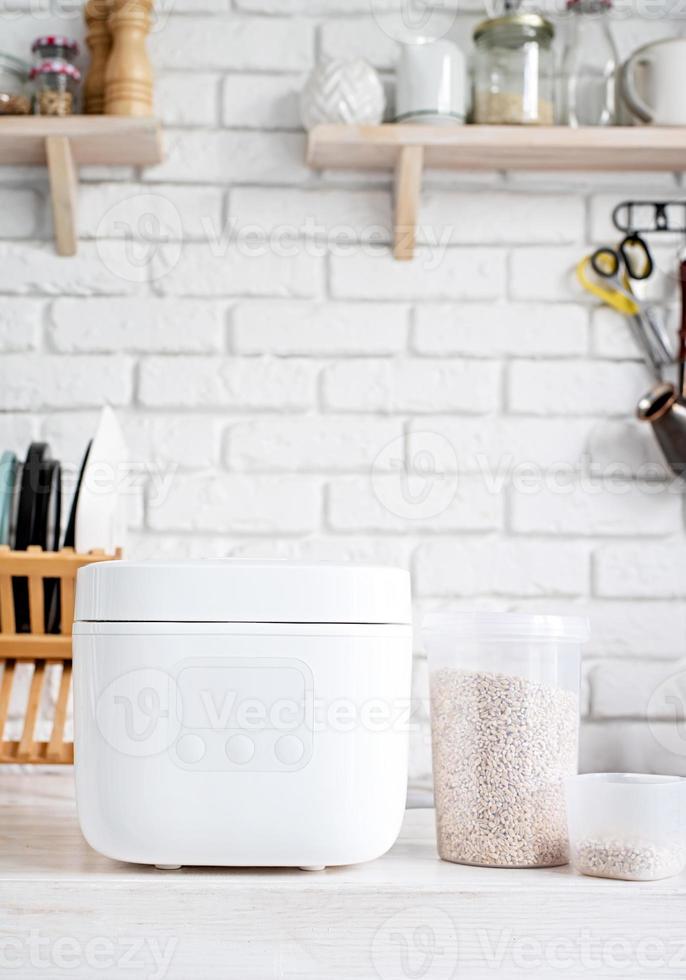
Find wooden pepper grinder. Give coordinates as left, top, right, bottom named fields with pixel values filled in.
left=83, top=0, right=113, bottom=114
left=105, top=0, right=154, bottom=116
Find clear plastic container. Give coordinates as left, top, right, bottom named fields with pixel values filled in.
left=423, top=611, right=589, bottom=868
left=473, top=13, right=555, bottom=125
left=566, top=773, right=686, bottom=881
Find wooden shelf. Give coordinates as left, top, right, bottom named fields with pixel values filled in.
left=0, top=116, right=163, bottom=256
left=307, top=124, right=686, bottom=260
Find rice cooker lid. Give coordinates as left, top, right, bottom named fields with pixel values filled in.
left=74, top=559, right=412, bottom=625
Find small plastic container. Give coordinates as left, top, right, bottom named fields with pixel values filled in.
left=423, top=611, right=588, bottom=868
left=566, top=773, right=686, bottom=881
left=31, top=36, right=79, bottom=65
left=31, top=62, right=81, bottom=116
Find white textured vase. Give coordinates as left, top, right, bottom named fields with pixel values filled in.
left=300, top=58, right=386, bottom=130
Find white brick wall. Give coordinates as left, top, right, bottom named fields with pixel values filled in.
left=2, top=4, right=686, bottom=788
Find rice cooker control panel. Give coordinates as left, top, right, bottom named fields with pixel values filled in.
left=169, top=658, right=314, bottom=773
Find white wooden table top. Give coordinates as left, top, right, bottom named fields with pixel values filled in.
left=2, top=771, right=685, bottom=979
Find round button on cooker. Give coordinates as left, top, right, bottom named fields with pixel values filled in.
left=175, top=733, right=206, bottom=764
left=225, top=734, right=255, bottom=765
left=275, top=735, right=305, bottom=766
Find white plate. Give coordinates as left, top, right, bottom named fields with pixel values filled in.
left=75, top=407, right=128, bottom=555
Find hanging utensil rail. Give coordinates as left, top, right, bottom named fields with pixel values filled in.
left=613, top=200, right=686, bottom=235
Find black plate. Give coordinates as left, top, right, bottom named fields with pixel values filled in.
left=40, top=460, right=62, bottom=633
left=14, top=442, right=49, bottom=551
left=63, top=440, right=91, bottom=549
left=13, top=443, right=63, bottom=633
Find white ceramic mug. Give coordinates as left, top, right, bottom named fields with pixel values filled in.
left=395, top=39, right=466, bottom=125
left=621, top=38, right=686, bottom=126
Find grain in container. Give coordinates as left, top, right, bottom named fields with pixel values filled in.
left=31, top=61, right=81, bottom=115
left=567, top=773, right=686, bottom=881
left=423, top=611, right=588, bottom=868
left=73, top=560, right=412, bottom=870
left=473, top=13, right=555, bottom=125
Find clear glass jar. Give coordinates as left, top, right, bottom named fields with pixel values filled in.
left=31, top=61, right=81, bottom=116
left=0, top=53, right=31, bottom=115
left=423, top=611, right=588, bottom=868
left=473, top=13, right=555, bottom=125
left=560, top=0, right=619, bottom=126
left=31, top=35, right=79, bottom=66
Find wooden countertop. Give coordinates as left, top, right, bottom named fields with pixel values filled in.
left=1, top=771, right=685, bottom=979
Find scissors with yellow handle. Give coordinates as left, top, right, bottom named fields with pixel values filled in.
left=577, top=236, right=669, bottom=378
left=577, top=233, right=654, bottom=313
left=576, top=253, right=640, bottom=316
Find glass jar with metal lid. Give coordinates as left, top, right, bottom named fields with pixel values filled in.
left=473, top=13, right=555, bottom=125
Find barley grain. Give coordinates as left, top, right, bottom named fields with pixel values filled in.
left=574, top=838, right=686, bottom=881
left=430, top=668, right=578, bottom=868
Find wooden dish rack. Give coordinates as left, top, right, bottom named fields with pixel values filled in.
left=0, top=546, right=120, bottom=765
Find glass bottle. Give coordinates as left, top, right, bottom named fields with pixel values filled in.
left=561, top=0, right=619, bottom=126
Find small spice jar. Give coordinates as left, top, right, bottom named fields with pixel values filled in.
left=473, top=13, right=555, bottom=125
left=0, top=53, right=31, bottom=115
left=31, top=35, right=79, bottom=66
left=31, top=61, right=81, bottom=116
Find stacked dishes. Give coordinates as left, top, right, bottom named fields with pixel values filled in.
left=0, top=407, right=128, bottom=633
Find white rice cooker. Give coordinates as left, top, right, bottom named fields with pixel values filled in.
left=73, top=560, right=413, bottom=870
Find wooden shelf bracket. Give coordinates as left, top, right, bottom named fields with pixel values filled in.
left=46, top=136, right=78, bottom=258
left=394, top=145, right=423, bottom=261
left=0, top=116, right=163, bottom=255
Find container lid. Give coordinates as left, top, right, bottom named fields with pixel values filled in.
left=473, top=12, right=554, bottom=42
left=74, top=559, right=412, bottom=625
left=31, top=36, right=79, bottom=54
left=423, top=610, right=590, bottom=643
left=30, top=61, right=81, bottom=80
